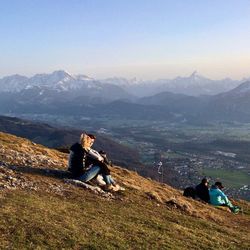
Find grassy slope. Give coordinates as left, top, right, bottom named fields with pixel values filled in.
left=0, top=132, right=249, bottom=249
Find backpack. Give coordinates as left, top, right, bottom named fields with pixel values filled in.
left=183, top=186, right=196, bottom=199
left=67, top=143, right=86, bottom=177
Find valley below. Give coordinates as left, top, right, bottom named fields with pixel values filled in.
left=5, top=113, right=250, bottom=201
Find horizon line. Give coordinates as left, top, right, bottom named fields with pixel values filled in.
left=0, top=69, right=249, bottom=82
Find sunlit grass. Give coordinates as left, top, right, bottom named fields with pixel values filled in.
left=0, top=188, right=249, bottom=249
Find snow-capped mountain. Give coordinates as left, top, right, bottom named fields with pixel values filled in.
left=0, top=74, right=28, bottom=92
left=0, top=70, right=244, bottom=97
left=0, top=70, right=107, bottom=93
left=0, top=70, right=133, bottom=105
left=101, top=77, right=139, bottom=87
left=74, top=74, right=94, bottom=81
left=159, top=72, right=240, bottom=96
left=101, top=71, right=241, bottom=97
left=0, top=70, right=74, bottom=93
left=1, top=70, right=250, bottom=123
left=27, top=70, right=74, bottom=90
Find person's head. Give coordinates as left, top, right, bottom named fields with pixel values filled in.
left=80, top=133, right=96, bottom=149
left=201, top=177, right=209, bottom=186
left=87, top=133, right=96, bottom=147
left=215, top=181, right=224, bottom=190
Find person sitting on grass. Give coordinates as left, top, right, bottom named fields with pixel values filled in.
left=68, top=132, right=122, bottom=191
left=209, top=181, right=240, bottom=214
left=195, top=177, right=210, bottom=203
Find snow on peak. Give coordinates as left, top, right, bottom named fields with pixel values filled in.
left=0, top=74, right=28, bottom=92
left=101, top=77, right=139, bottom=86
left=188, top=71, right=210, bottom=82
left=190, top=71, right=198, bottom=78
left=0, top=70, right=247, bottom=97
left=51, top=70, right=72, bottom=79
left=75, top=74, right=93, bottom=81
left=31, top=70, right=74, bottom=84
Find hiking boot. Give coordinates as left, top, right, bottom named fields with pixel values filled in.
left=112, top=184, right=125, bottom=191
left=231, top=206, right=240, bottom=214
left=102, top=184, right=114, bottom=192
left=112, top=184, right=121, bottom=192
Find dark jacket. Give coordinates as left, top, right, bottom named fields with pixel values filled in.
left=68, top=143, right=86, bottom=178
left=85, top=154, right=111, bottom=176
left=195, top=183, right=210, bottom=203
left=68, top=143, right=111, bottom=178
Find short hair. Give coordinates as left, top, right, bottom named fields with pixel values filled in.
left=86, top=133, right=96, bottom=139
left=215, top=181, right=224, bottom=188
left=201, top=178, right=209, bottom=184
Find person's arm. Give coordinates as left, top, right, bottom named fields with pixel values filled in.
left=103, top=155, right=113, bottom=166
left=87, top=148, right=104, bottom=162
left=219, top=190, right=229, bottom=204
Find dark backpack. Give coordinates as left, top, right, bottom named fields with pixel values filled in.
left=183, top=186, right=196, bottom=199
left=68, top=143, right=86, bottom=178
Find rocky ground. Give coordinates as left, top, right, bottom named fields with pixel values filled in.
left=0, top=131, right=249, bottom=249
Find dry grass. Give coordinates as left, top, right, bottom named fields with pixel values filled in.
left=0, top=131, right=250, bottom=249
left=0, top=132, right=67, bottom=168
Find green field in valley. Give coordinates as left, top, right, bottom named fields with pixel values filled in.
left=202, top=168, right=250, bottom=188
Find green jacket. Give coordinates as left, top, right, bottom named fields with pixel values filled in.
left=209, top=185, right=229, bottom=206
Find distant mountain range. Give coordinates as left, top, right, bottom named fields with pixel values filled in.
left=0, top=70, right=133, bottom=105
left=0, top=70, right=246, bottom=97
left=1, top=70, right=250, bottom=123
left=101, top=71, right=245, bottom=97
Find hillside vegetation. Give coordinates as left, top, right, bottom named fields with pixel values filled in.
left=0, top=132, right=249, bottom=249
left=0, top=115, right=141, bottom=170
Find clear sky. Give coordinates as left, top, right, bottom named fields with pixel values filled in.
left=1, top=0, right=250, bottom=79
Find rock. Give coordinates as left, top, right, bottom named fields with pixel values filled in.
left=64, top=179, right=114, bottom=199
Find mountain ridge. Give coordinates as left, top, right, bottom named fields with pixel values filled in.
left=0, top=70, right=244, bottom=96
left=1, top=71, right=250, bottom=123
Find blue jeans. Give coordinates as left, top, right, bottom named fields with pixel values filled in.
left=103, top=175, right=116, bottom=185
left=78, top=165, right=100, bottom=182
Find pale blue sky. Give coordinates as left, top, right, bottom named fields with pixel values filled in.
left=0, top=0, right=250, bottom=79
